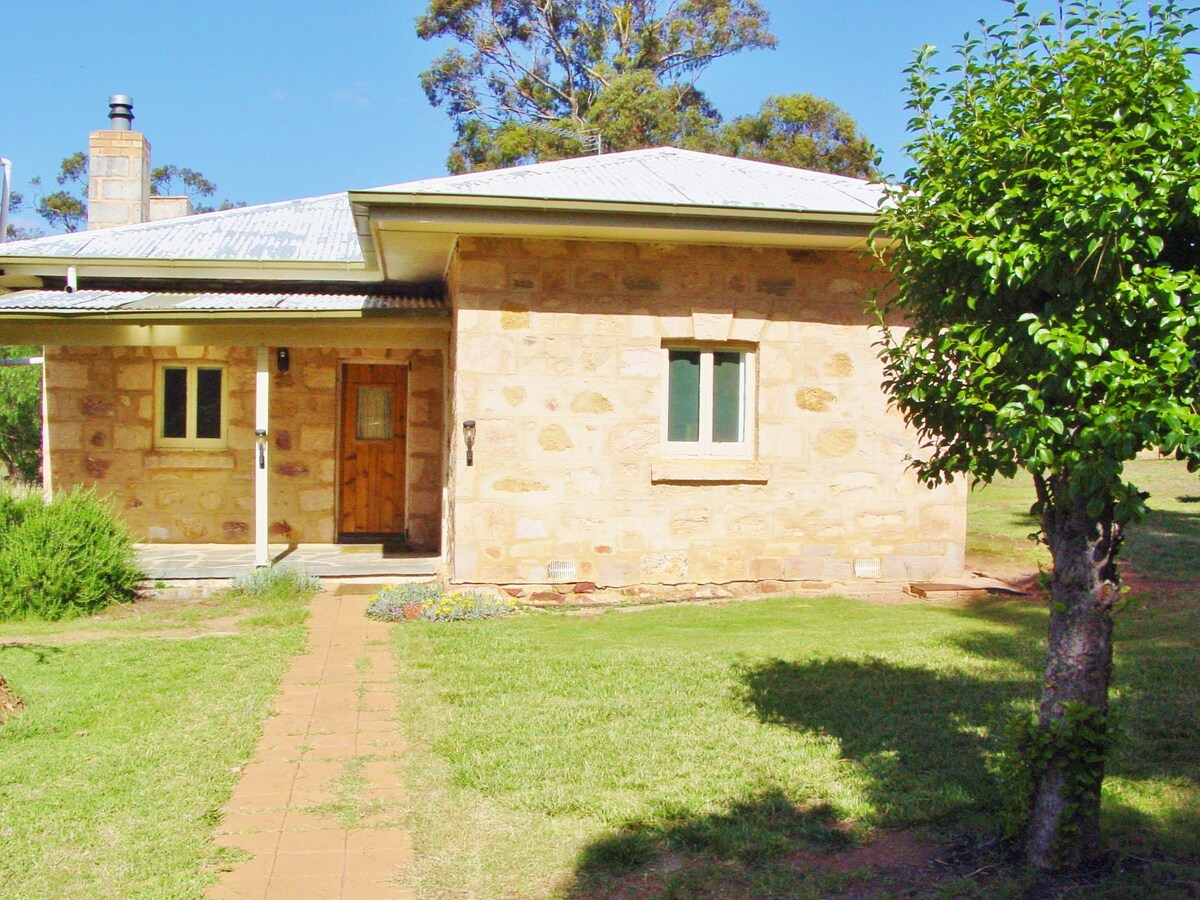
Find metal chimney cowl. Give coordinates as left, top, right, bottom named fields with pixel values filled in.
left=108, top=94, right=134, bottom=130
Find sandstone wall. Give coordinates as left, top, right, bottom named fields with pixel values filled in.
left=448, top=237, right=966, bottom=588
left=44, top=344, right=443, bottom=549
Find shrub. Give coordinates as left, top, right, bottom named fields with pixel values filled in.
left=365, top=582, right=441, bottom=622
left=227, top=563, right=322, bottom=601
left=0, top=487, right=142, bottom=621
left=365, top=583, right=516, bottom=623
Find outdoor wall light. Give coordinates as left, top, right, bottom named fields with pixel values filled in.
left=276, top=347, right=290, bottom=373
left=462, top=420, right=477, bottom=466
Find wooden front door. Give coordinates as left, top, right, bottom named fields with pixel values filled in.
left=339, top=364, right=408, bottom=537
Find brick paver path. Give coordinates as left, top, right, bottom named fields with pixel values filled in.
left=207, top=591, right=414, bottom=899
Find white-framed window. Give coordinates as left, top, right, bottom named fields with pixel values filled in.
left=155, top=363, right=228, bottom=449
left=661, top=344, right=755, bottom=456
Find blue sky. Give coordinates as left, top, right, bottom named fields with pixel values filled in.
left=5, top=1, right=1065, bottom=230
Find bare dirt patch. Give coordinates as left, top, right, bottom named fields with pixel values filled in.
left=0, top=613, right=247, bottom=646
left=0, top=673, right=24, bottom=723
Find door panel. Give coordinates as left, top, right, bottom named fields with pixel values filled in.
left=339, top=364, right=408, bottom=536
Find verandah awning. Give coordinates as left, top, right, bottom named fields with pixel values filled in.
left=0, top=289, right=447, bottom=316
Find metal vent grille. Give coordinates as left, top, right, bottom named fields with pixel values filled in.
left=853, top=558, right=881, bottom=579
left=547, top=560, right=578, bottom=582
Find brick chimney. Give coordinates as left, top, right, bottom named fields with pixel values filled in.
left=87, top=95, right=150, bottom=229
left=87, top=95, right=191, bottom=230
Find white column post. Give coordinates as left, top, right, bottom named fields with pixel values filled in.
left=40, top=348, right=52, bottom=501
left=254, top=346, right=270, bottom=568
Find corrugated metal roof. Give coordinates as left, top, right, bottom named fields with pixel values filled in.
left=0, top=149, right=881, bottom=268
left=364, top=147, right=883, bottom=215
left=0, top=290, right=447, bottom=315
left=0, top=194, right=362, bottom=263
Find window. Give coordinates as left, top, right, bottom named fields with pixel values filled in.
left=156, top=363, right=228, bottom=448
left=663, top=345, right=754, bottom=456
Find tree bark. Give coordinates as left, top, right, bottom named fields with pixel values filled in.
left=1026, top=480, right=1118, bottom=869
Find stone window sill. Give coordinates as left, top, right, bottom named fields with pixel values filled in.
left=650, top=460, right=769, bottom=484
left=144, top=451, right=236, bottom=470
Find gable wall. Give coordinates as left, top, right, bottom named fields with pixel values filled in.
left=447, top=236, right=965, bottom=590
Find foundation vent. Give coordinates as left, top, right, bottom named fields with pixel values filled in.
left=853, top=557, right=881, bottom=579
left=547, top=560, right=578, bottom=582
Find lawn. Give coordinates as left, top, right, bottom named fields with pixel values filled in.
left=1, top=460, right=1196, bottom=897
left=0, top=585, right=309, bottom=899
left=393, top=458, right=1200, bottom=898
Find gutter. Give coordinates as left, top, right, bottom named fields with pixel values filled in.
left=0, top=158, right=10, bottom=244
left=347, top=189, right=881, bottom=227
left=0, top=309, right=451, bottom=323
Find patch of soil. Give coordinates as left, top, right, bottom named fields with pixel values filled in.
left=803, top=828, right=942, bottom=875
left=562, top=830, right=970, bottom=899
left=0, top=614, right=247, bottom=647
left=0, top=673, right=24, bottom=724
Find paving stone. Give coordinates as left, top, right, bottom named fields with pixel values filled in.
left=213, top=830, right=281, bottom=855
left=264, top=876, right=344, bottom=899
left=276, top=830, right=347, bottom=855
left=215, top=811, right=287, bottom=834
left=282, top=809, right=342, bottom=832
left=208, top=592, right=414, bottom=898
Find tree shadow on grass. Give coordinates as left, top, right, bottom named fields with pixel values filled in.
left=562, top=639, right=1039, bottom=898
left=562, top=787, right=858, bottom=899
left=0, top=642, right=64, bottom=664
left=1122, top=507, right=1200, bottom=582
left=741, top=656, right=1033, bottom=827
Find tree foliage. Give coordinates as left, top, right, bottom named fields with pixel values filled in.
left=417, top=0, right=876, bottom=176
left=33, top=151, right=88, bottom=233
left=4, top=191, right=42, bottom=241
left=150, top=165, right=216, bottom=200
left=872, top=0, right=1200, bottom=868
left=0, top=346, right=43, bottom=483
left=722, top=93, right=876, bottom=178
left=11, top=154, right=239, bottom=235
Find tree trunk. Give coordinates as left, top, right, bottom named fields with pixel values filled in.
left=1026, top=482, right=1119, bottom=869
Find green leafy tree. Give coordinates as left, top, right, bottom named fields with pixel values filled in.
left=418, top=0, right=872, bottom=174
left=149, top=165, right=216, bottom=201
left=148, top=165, right=245, bottom=213
left=21, top=154, right=238, bottom=233
left=721, top=93, right=877, bottom=178
left=0, top=346, right=42, bottom=482
left=33, top=151, right=88, bottom=233
left=4, top=191, right=43, bottom=241
left=872, top=0, right=1200, bottom=868
left=417, top=1, right=875, bottom=174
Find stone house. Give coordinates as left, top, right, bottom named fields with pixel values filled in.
left=0, top=107, right=966, bottom=593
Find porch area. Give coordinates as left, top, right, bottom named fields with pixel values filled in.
left=137, top=542, right=440, bottom=580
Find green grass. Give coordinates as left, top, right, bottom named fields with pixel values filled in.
left=0, top=587, right=311, bottom=898
left=392, top=458, right=1200, bottom=898
left=967, top=457, right=1200, bottom=582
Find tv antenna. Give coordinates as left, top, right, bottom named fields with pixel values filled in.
left=526, top=121, right=603, bottom=155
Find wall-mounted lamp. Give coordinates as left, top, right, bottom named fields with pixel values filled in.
left=462, top=420, right=476, bottom=467
left=276, top=348, right=290, bottom=373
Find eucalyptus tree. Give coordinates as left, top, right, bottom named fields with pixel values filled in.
left=873, top=0, right=1200, bottom=868
left=416, top=0, right=875, bottom=175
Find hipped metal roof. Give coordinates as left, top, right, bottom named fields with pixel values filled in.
left=364, top=147, right=884, bottom=214
left=0, top=289, right=447, bottom=316
left=0, top=149, right=884, bottom=273
left=0, top=195, right=361, bottom=264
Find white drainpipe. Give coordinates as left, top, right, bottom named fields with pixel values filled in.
left=254, top=346, right=270, bottom=568
left=0, top=157, right=11, bottom=243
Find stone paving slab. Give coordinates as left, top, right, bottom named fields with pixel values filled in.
left=206, top=591, right=413, bottom=899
